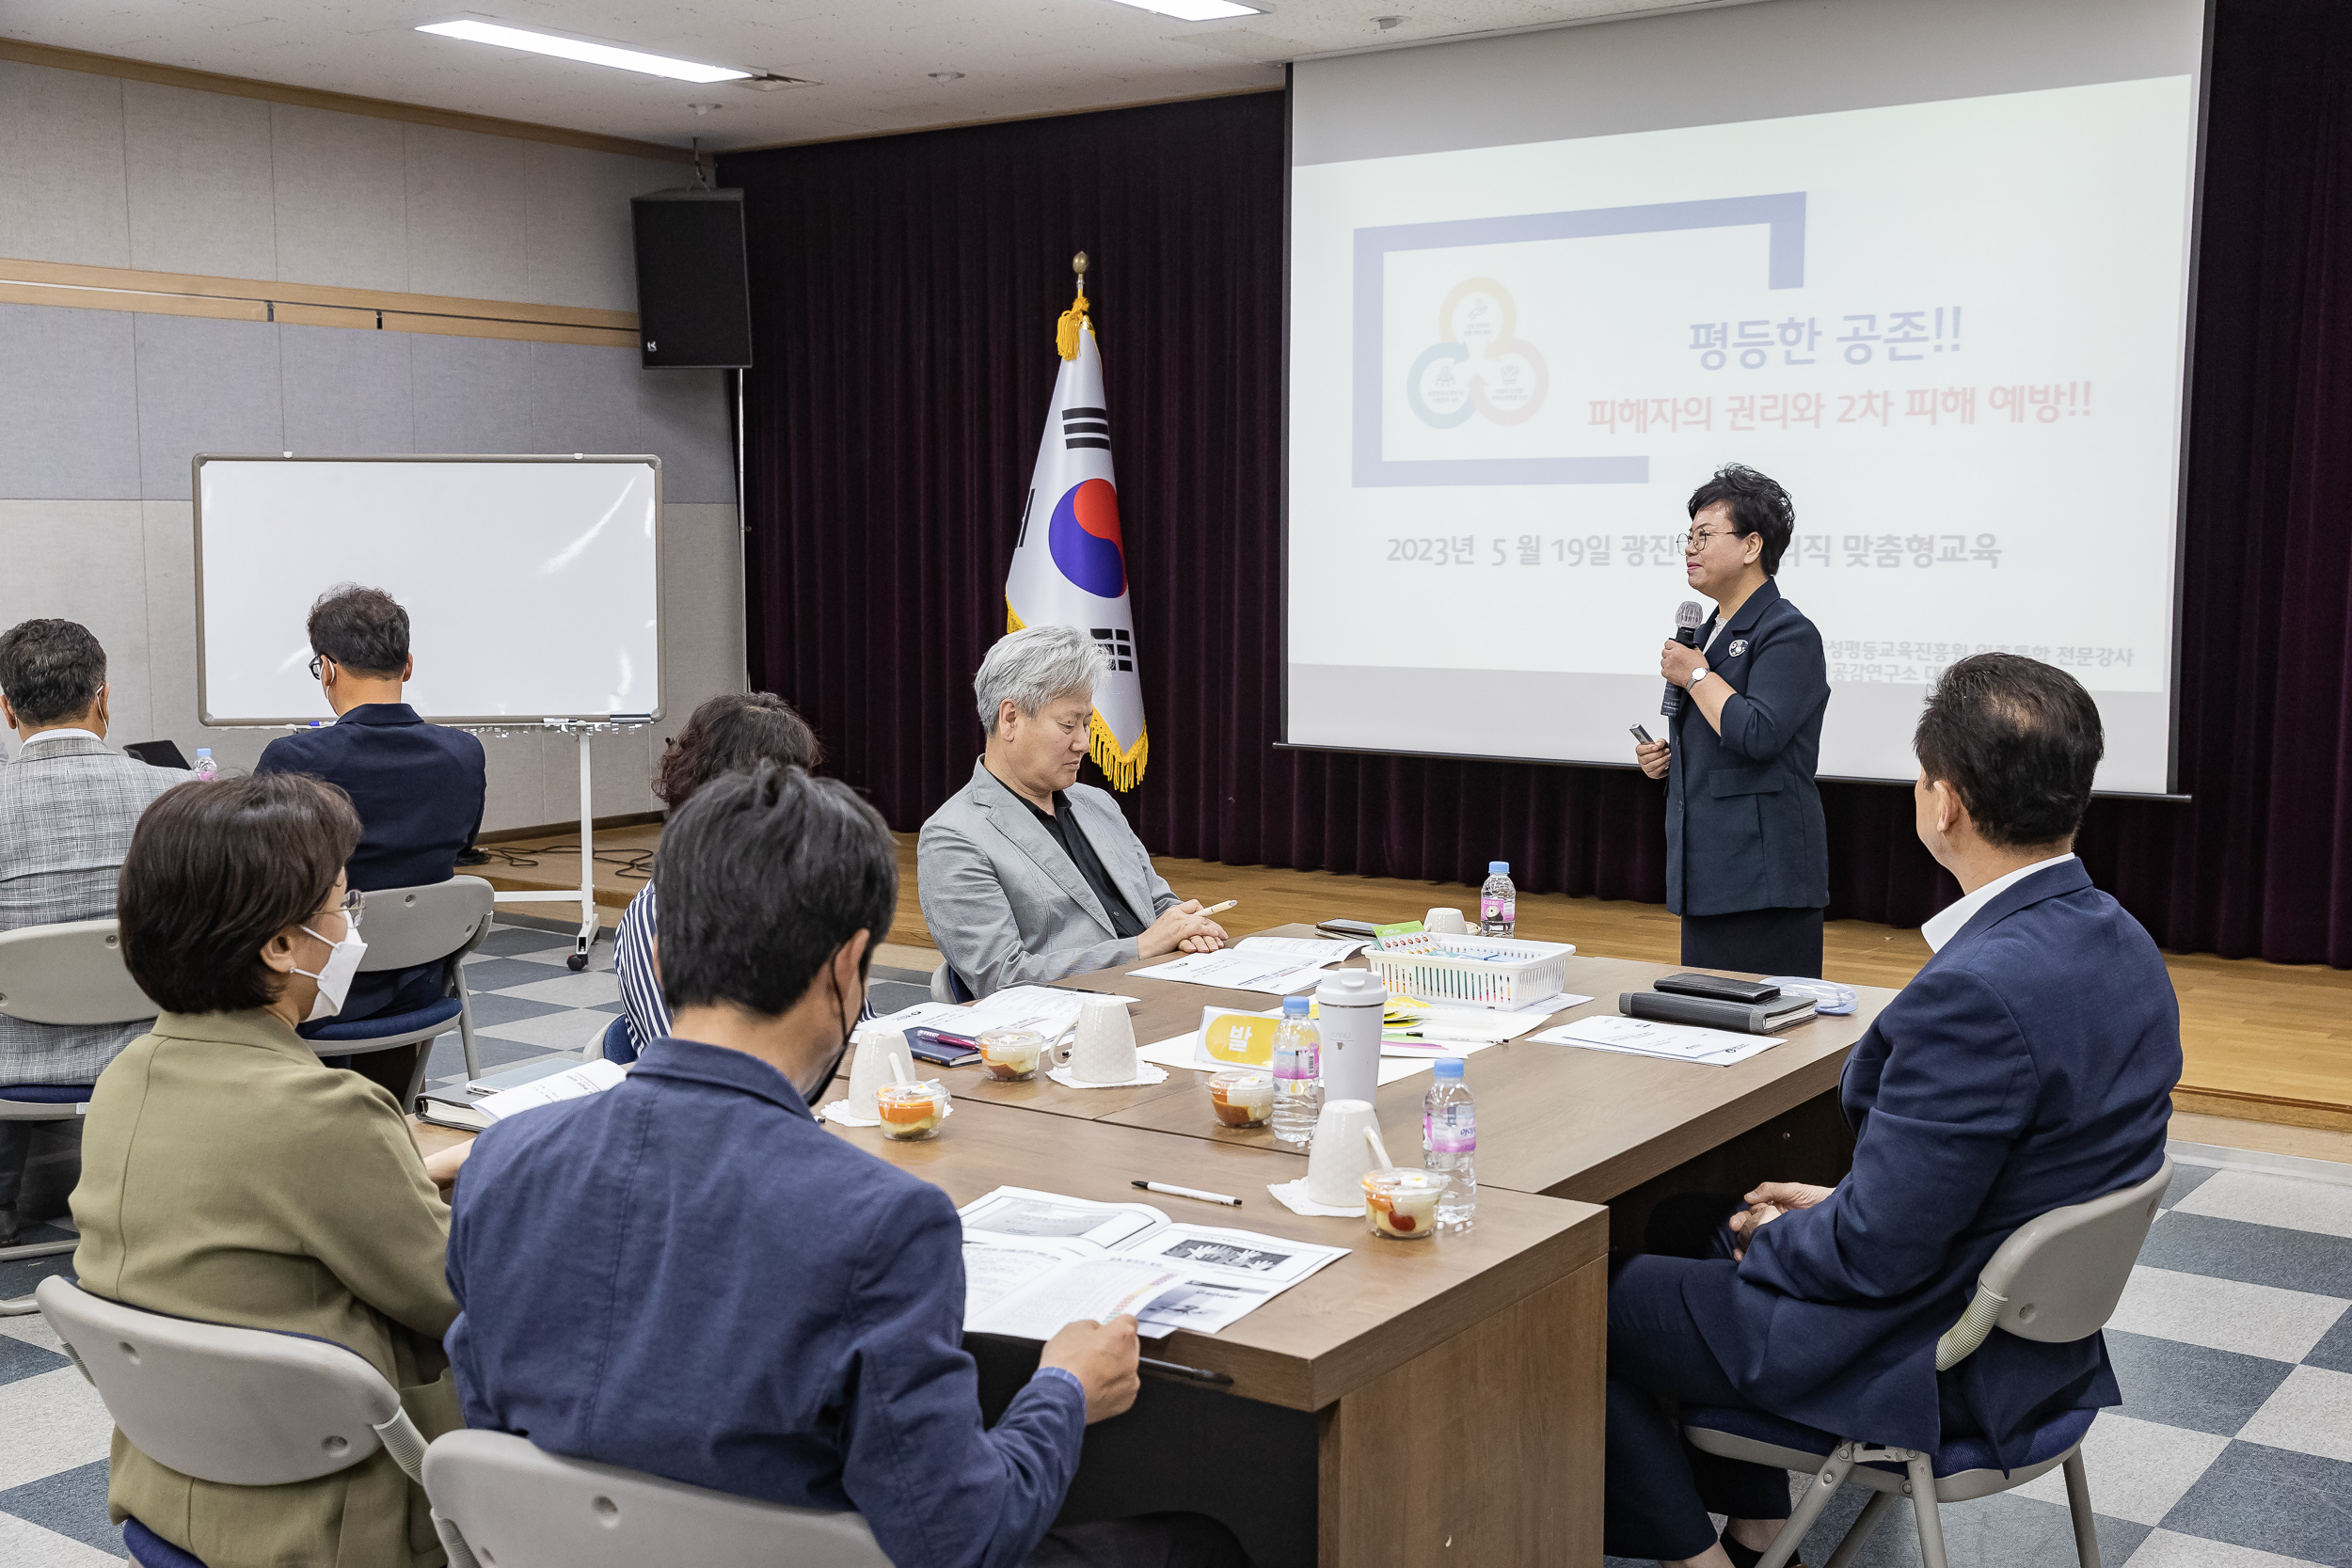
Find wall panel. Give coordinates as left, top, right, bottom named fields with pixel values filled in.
left=0, top=61, right=131, bottom=268
left=132, top=314, right=284, bottom=499
left=0, top=305, right=139, bottom=499
left=121, top=80, right=276, bottom=278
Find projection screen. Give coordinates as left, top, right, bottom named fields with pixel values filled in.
left=1285, top=0, right=2207, bottom=792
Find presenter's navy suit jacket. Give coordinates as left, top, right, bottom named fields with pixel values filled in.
left=1664, top=578, right=1831, bottom=916
left=258, top=703, right=486, bottom=1020
left=1686, top=859, right=2180, bottom=1462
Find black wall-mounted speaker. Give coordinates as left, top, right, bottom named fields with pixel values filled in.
left=630, top=188, right=753, bottom=370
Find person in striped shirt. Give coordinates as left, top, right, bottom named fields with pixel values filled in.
left=612, top=693, right=823, bottom=1063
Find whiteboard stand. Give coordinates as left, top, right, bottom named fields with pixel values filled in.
left=485, top=720, right=650, bottom=972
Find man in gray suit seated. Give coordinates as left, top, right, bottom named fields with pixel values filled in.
left=920, top=626, right=1227, bottom=997
left=0, top=619, right=181, bottom=1241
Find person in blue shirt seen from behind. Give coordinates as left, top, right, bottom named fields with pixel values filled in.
left=257, top=584, right=485, bottom=1101
left=442, top=762, right=1251, bottom=1568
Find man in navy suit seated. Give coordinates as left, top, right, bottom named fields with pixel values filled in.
left=1605, top=653, right=2180, bottom=1568
left=257, top=585, right=485, bottom=1092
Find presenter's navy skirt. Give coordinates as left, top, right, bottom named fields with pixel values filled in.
left=1679, top=905, right=1823, bottom=977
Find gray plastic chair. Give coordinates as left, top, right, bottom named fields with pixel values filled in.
left=1683, top=1157, right=2173, bottom=1568
left=34, top=1274, right=470, bottom=1562
left=0, top=919, right=160, bottom=1314
left=423, top=1427, right=892, bottom=1568
left=304, top=877, right=496, bottom=1101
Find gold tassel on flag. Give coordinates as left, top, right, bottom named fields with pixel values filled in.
left=1056, top=251, right=1090, bottom=360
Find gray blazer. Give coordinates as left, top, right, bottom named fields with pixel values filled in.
left=0, top=735, right=182, bottom=1084
left=917, top=759, right=1179, bottom=997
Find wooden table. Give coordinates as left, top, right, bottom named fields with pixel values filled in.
left=836, top=1102, right=1607, bottom=1567
left=409, top=1103, right=1609, bottom=1568
left=900, top=926, right=1898, bottom=1203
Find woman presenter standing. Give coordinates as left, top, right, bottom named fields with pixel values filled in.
left=1633, top=465, right=1832, bottom=977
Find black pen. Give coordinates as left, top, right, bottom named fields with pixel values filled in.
left=1140, top=1356, right=1233, bottom=1386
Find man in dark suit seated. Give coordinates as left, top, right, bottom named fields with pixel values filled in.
left=441, top=764, right=1249, bottom=1568
left=257, top=585, right=485, bottom=1093
left=1604, top=653, right=2180, bottom=1568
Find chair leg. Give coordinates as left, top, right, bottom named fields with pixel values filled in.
left=1756, top=1444, right=1855, bottom=1568
left=0, top=1235, right=76, bottom=1263
left=1906, top=1451, right=1950, bottom=1568
left=1821, top=1490, right=1898, bottom=1568
left=2061, top=1449, right=2101, bottom=1568
left=456, top=984, right=481, bottom=1081
left=0, top=1294, right=41, bottom=1316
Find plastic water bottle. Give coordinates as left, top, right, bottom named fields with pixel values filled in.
left=192, top=748, right=217, bottom=782
left=1270, top=995, right=1323, bottom=1147
left=1423, top=1056, right=1477, bottom=1231
left=1480, top=861, right=1516, bottom=937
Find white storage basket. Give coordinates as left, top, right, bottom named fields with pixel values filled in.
left=1361, top=934, right=1575, bottom=1010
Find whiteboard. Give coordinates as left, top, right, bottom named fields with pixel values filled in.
left=193, top=455, right=662, bottom=724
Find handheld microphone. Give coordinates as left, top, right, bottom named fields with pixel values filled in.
left=1661, top=600, right=1706, bottom=719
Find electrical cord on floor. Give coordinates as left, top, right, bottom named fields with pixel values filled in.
left=471, top=843, right=654, bottom=881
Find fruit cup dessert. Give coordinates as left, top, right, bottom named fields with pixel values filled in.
left=875, top=1081, right=949, bottom=1140
left=977, top=1028, right=1045, bottom=1082
left=1209, top=1069, right=1276, bottom=1128
left=1360, top=1168, right=1445, bottom=1240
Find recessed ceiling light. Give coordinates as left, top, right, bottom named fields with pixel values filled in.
left=930, top=71, right=965, bottom=82
left=1104, top=0, right=1263, bottom=20
left=416, top=21, right=751, bottom=83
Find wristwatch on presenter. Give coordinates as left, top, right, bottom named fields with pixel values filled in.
left=1686, top=664, right=1711, bottom=689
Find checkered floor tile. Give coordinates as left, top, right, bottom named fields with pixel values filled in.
left=6, top=948, right=2347, bottom=1566
left=1601, top=1160, right=2352, bottom=1568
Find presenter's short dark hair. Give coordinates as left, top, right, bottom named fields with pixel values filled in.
left=119, top=775, right=361, bottom=1014
left=1687, top=465, right=1796, bottom=575
left=0, top=619, right=107, bottom=725
left=1915, top=654, right=2104, bottom=849
left=308, top=584, right=410, bottom=676
left=655, top=692, right=824, bottom=809
left=658, top=763, right=898, bottom=1021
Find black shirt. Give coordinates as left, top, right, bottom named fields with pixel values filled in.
left=1003, top=778, right=1149, bottom=940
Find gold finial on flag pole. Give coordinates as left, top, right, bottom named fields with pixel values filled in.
left=1057, top=252, right=1092, bottom=359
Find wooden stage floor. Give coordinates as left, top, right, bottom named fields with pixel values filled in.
left=478, top=824, right=2352, bottom=1135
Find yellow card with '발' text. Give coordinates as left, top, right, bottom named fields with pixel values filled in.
left=1195, top=1007, right=1281, bottom=1068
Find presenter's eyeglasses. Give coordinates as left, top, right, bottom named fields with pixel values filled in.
left=1679, top=528, right=1735, bottom=553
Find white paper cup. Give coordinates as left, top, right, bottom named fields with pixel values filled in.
left=1067, top=997, right=1139, bottom=1085
left=846, top=1027, right=916, bottom=1117
left=1424, top=907, right=1469, bottom=935
left=1304, top=1099, right=1383, bottom=1206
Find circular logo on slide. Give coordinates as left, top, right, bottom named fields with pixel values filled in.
left=1406, top=277, right=1550, bottom=429
left=1048, top=477, right=1127, bottom=598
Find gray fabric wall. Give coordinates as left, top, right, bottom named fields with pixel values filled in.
left=0, top=60, right=745, bottom=831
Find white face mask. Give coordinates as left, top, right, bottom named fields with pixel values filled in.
left=294, top=924, right=369, bottom=1021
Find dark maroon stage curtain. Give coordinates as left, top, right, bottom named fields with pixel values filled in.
left=723, top=0, right=2352, bottom=966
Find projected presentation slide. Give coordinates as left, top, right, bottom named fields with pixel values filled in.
left=1288, top=73, right=2197, bottom=791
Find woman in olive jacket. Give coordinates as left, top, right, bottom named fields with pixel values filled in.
left=72, top=773, right=468, bottom=1568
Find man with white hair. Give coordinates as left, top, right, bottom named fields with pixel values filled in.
left=919, top=626, right=1226, bottom=998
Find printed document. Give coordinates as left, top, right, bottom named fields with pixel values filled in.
left=1129, top=950, right=1329, bottom=994
left=958, top=1186, right=1347, bottom=1339
left=1533, top=1013, right=1778, bottom=1067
